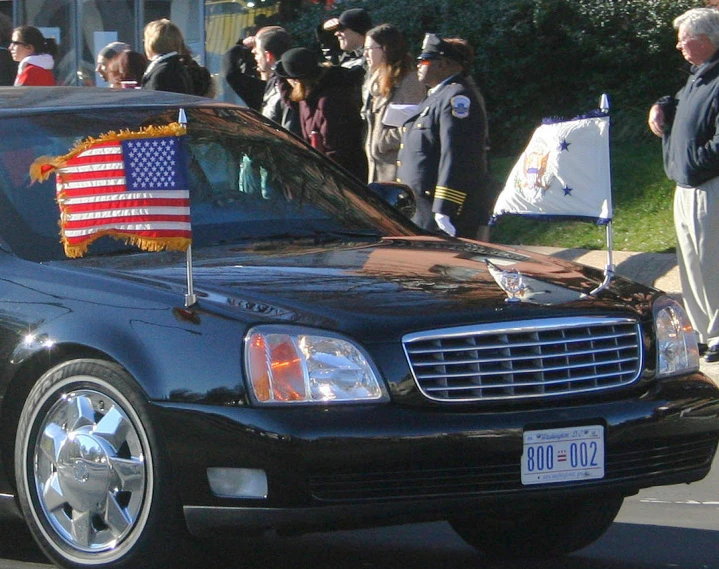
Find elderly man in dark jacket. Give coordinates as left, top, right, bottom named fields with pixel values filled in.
left=649, top=7, right=719, bottom=362
left=396, top=34, right=491, bottom=240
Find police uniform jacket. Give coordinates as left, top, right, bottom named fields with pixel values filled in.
left=396, top=73, right=489, bottom=237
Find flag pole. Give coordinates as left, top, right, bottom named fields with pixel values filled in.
left=590, top=93, right=615, bottom=296
left=179, top=108, right=197, bottom=307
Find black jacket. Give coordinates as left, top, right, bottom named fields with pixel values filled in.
left=659, top=52, right=719, bottom=187
left=0, top=47, right=17, bottom=87
left=261, top=74, right=301, bottom=136
left=141, top=53, right=192, bottom=95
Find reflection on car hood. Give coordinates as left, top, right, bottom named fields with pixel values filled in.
left=72, top=237, right=654, bottom=332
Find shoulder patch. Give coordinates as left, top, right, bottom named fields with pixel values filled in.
left=450, top=95, right=470, bottom=119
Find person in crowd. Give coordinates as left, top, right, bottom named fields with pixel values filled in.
left=362, top=24, right=425, bottom=183
left=315, top=23, right=342, bottom=66
left=0, top=14, right=18, bottom=86
left=647, top=7, right=719, bottom=362
left=105, top=50, right=147, bottom=88
left=95, top=41, right=130, bottom=85
left=178, top=39, right=214, bottom=98
left=10, top=25, right=57, bottom=86
left=223, top=38, right=263, bottom=109
left=252, top=26, right=300, bottom=135
left=141, top=19, right=192, bottom=94
left=323, top=8, right=371, bottom=71
left=396, top=34, right=491, bottom=240
left=322, top=8, right=372, bottom=105
left=275, top=47, right=367, bottom=180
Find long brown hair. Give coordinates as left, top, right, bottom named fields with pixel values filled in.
left=288, top=65, right=330, bottom=102
left=365, top=24, right=412, bottom=98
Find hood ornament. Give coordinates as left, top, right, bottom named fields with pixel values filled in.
left=485, top=259, right=527, bottom=303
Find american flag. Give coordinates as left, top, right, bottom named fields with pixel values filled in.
left=33, top=123, right=192, bottom=258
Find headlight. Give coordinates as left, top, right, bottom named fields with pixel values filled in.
left=654, top=296, right=700, bottom=377
left=244, top=326, right=388, bottom=405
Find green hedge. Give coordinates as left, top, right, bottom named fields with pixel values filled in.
left=282, top=0, right=702, bottom=154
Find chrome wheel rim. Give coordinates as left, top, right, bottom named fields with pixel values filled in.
left=33, top=387, right=148, bottom=553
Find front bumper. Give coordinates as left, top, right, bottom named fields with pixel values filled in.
left=153, top=372, right=719, bottom=537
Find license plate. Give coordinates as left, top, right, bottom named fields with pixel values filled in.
left=521, top=425, right=605, bottom=485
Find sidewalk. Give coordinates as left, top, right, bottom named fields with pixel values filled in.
left=520, top=246, right=681, bottom=293
left=519, top=245, right=719, bottom=383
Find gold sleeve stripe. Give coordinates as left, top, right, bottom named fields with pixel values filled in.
left=435, top=186, right=466, bottom=205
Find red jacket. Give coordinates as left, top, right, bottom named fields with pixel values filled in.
left=16, top=62, right=55, bottom=86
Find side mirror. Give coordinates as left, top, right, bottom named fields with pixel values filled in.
left=367, top=182, right=416, bottom=220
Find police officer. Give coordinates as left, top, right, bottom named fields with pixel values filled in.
left=396, top=34, right=491, bottom=240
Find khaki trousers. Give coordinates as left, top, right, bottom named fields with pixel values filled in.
left=674, top=180, right=719, bottom=346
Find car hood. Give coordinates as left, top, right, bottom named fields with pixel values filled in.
left=70, top=236, right=655, bottom=335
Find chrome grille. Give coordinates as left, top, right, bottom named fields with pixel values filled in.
left=403, top=317, right=643, bottom=402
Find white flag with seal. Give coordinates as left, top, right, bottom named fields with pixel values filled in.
left=492, top=112, right=612, bottom=224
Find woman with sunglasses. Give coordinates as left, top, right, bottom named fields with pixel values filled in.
left=9, top=26, right=57, bottom=86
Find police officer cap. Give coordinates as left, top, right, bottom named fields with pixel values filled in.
left=417, top=33, right=462, bottom=62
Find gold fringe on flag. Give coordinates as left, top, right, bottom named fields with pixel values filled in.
left=30, top=122, right=187, bottom=184
left=63, top=235, right=191, bottom=259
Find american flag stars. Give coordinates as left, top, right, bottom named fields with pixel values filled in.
left=124, top=138, right=179, bottom=190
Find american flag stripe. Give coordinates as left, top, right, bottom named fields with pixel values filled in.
left=64, top=224, right=192, bottom=238
left=62, top=190, right=189, bottom=204
left=65, top=208, right=191, bottom=221
left=58, top=178, right=127, bottom=192
left=61, top=161, right=125, bottom=173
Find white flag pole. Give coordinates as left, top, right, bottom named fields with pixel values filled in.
left=590, top=93, right=615, bottom=296
left=179, top=108, right=197, bottom=307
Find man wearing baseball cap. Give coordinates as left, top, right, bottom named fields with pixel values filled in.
left=323, top=8, right=372, bottom=66
left=396, top=33, right=493, bottom=241
left=323, top=7, right=372, bottom=104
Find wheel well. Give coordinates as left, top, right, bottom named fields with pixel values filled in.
left=0, top=345, right=117, bottom=495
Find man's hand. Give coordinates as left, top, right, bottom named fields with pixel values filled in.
left=648, top=104, right=665, bottom=137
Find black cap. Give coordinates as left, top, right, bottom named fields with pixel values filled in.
left=323, top=8, right=372, bottom=36
left=275, top=47, right=322, bottom=80
left=416, top=33, right=462, bottom=62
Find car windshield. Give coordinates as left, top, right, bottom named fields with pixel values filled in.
left=0, top=106, right=415, bottom=262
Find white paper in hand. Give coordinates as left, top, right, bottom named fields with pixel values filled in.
left=383, top=104, right=421, bottom=127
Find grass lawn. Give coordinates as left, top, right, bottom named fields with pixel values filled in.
left=489, top=140, right=676, bottom=253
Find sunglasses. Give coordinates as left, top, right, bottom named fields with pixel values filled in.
left=9, top=40, right=29, bottom=47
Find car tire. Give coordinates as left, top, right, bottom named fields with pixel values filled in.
left=15, top=359, right=187, bottom=569
left=449, top=494, right=623, bottom=560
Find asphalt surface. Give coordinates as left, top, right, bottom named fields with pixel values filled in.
left=522, top=245, right=719, bottom=383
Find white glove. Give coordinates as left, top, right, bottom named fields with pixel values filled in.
left=434, top=213, right=456, bottom=236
